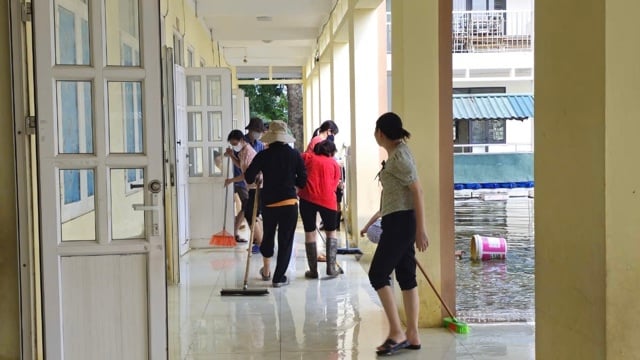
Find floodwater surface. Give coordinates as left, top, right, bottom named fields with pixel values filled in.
left=455, top=197, right=535, bottom=323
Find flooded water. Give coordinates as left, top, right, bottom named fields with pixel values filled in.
left=455, top=197, right=535, bottom=323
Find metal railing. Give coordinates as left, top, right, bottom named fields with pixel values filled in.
left=452, top=10, right=533, bottom=53
left=454, top=143, right=533, bottom=153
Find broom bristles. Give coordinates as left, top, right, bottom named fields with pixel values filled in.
left=210, top=229, right=236, bottom=247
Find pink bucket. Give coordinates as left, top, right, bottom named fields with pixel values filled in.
left=470, top=235, right=507, bottom=261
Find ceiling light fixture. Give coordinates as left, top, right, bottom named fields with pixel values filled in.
left=256, top=16, right=273, bottom=22
left=262, top=40, right=272, bottom=44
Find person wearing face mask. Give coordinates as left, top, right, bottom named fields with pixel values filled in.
left=306, top=120, right=342, bottom=261
left=244, top=117, right=267, bottom=152
left=224, top=130, right=263, bottom=247
left=306, top=120, right=339, bottom=153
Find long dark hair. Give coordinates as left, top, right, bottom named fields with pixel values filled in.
left=375, top=112, right=411, bottom=140
left=313, top=139, right=337, bottom=157
left=312, top=120, right=339, bottom=137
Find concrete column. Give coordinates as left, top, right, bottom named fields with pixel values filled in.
left=536, top=0, right=640, bottom=358
left=332, top=42, right=351, bottom=150
left=319, top=59, right=333, bottom=121
left=0, top=2, right=21, bottom=358
left=347, top=1, right=387, bottom=247
left=391, top=0, right=454, bottom=327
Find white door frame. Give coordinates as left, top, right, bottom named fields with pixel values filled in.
left=31, top=1, right=166, bottom=358
left=11, top=1, right=37, bottom=358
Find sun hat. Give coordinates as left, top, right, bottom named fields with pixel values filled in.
left=245, top=117, right=267, bottom=132
left=261, top=120, right=295, bottom=144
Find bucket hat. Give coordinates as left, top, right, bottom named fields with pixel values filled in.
left=261, top=120, right=295, bottom=144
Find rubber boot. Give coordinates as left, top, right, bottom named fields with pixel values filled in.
left=305, top=242, right=319, bottom=279
left=326, top=238, right=343, bottom=277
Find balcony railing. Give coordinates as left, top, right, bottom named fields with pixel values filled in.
left=452, top=10, right=533, bottom=53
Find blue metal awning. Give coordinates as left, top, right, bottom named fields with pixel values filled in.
left=453, top=94, right=534, bottom=121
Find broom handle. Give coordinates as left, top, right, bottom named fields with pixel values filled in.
left=222, top=156, right=231, bottom=231
left=242, top=185, right=260, bottom=287
left=415, top=258, right=456, bottom=319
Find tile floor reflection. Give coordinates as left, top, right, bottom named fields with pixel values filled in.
left=168, top=232, right=535, bottom=359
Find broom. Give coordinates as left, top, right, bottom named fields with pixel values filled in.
left=415, top=259, right=469, bottom=334
left=221, top=185, right=269, bottom=296
left=210, top=156, right=237, bottom=247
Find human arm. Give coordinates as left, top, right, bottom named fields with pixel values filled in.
left=408, top=180, right=429, bottom=252
left=244, top=152, right=262, bottom=184
left=360, top=211, right=381, bottom=237
left=224, top=174, right=244, bottom=187
left=224, top=147, right=241, bottom=168
left=294, top=151, right=307, bottom=190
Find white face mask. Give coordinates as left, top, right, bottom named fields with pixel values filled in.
left=251, top=131, right=263, bottom=140
left=232, top=143, right=243, bottom=152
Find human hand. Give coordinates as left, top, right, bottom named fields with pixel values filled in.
left=224, top=147, right=234, bottom=157
left=224, top=178, right=233, bottom=187
left=416, top=230, right=429, bottom=252
left=360, top=226, right=369, bottom=238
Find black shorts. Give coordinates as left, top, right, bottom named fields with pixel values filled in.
left=299, top=198, right=338, bottom=232
left=243, top=189, right=262, bottom=225
left=234, top=186, right=249, bottom=209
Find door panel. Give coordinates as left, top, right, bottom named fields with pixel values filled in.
left=178, top=68, right=233, bottom=248
left=33, top=1, right=166, bottom=359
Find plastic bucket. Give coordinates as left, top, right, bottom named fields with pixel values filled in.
left=470, top=235, right=507, bottom=261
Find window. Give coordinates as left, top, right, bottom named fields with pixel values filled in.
left=470, top=119, right=506, bottom=144
left=187, top=46, right=194, bottom=67
left=173, top=32, right=184, bottom=66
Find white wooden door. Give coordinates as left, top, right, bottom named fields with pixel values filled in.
left=174, top=65, right=190, bottom=255
left=33, top=1, right=166, bottom=359
left=183, top=68, right=234, bottom=248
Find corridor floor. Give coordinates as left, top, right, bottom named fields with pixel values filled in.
left=168, top=233, right=535, bottom=359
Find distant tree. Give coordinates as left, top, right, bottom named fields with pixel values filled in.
left=240, top=84, right=288, bottom=122
left=287, top=84, right=304, bottom=152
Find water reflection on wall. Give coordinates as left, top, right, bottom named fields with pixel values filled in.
left=455, top=198, right=535, bottom=322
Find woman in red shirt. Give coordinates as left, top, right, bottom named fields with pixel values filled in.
left=306, top=120, right=339, bottom=153
left=299, top=140, right=343, bottom=278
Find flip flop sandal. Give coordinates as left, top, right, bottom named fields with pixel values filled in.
left=407, top=344, right=421, bottom=350
left=375, top=338, right=409, bottom=356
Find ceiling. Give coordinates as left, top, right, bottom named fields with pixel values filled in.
left=196, top=0, right=338, bottom=68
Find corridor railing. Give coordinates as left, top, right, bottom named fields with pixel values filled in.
left=452, top=10, right=533, bottom=53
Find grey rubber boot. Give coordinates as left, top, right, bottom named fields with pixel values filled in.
left=326, top=238, right=343, bottom=276
left=305, top=242, right=319, bottom=279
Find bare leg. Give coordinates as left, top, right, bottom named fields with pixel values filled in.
left=376, top=285, right=407, bottom=346
left=234, top=211, right=245, bottom=237
left=402, top=288, right=421, bottom=346
left=324, top=230, right=337, bottom=240
left=253, top=219, right=263, bottom=245
left=261, top=257, right=271, bottom=277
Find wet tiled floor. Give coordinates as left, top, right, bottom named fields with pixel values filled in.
left=168, top=231, right=535, bottom=359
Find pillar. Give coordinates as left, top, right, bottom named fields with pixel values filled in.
left=391, top=0, right=454, bottom=327
left=332, top=41, right=351, bottom=149
left=0, top=2, right=21, bottom=358
left=536, top=0, right=640, bottom=358
left=348, top=1, right=387, bottom=246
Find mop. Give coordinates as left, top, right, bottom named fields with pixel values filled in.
left=221, top=185, right=269, bottom=296
left=210, top=157, right=237, bottom=247
left=415, top=259, right=469, bottom=334
left=336, top=152, right=363, bottom=256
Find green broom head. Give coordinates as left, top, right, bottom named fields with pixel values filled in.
left=443, top=317, right=470, bottom=334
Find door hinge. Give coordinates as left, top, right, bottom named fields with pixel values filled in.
left=25, top=116, right=36, bottom=135
left=21, top=2, right=32, bottom=23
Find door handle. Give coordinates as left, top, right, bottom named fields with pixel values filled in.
left=132, top=204, right=159, bottom=211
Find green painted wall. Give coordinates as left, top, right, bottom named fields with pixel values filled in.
left=454, top=153, right=533, bottom=184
